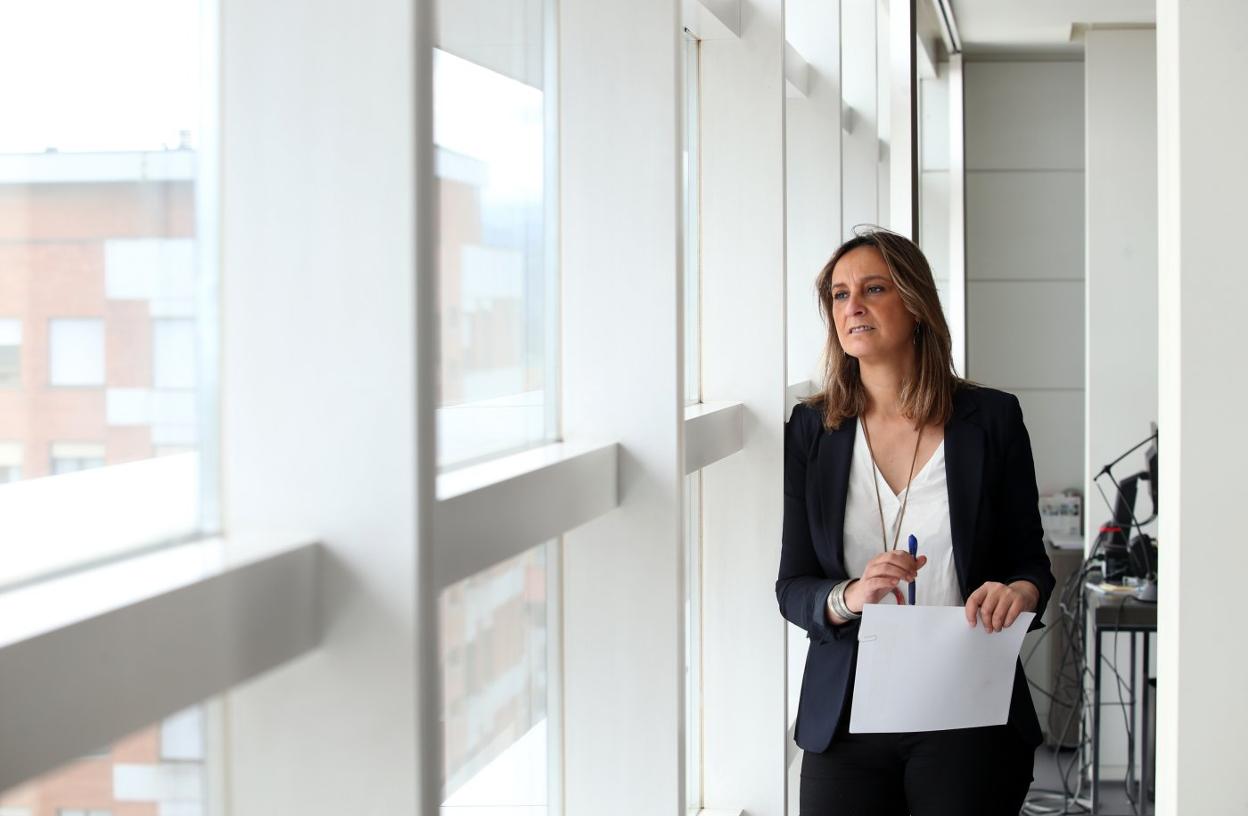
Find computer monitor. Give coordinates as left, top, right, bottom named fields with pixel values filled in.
left=1146, top=420, right=1158, bottom=509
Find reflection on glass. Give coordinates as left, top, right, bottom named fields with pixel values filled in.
left=440, top=542, right=550, bottom=812
left=0, top=704, right=209, bottom=815
left=0, top=0, right=217, bottom=586
left=434, top=27, right=555, bottom=469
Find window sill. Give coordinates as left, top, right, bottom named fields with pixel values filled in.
left=0, top=538, right=320, bottom=792
left=0, top=453, right=202, bottom=592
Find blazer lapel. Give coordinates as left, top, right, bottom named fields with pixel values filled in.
left=815, top=415, right=857, bottom=575
left=943, top=389, right=983, bottom=600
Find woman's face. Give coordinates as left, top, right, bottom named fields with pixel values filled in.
left=829, top=245, right=918, bottom=363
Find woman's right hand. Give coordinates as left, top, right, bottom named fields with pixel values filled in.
left=844, top=551, right=928, bottom=612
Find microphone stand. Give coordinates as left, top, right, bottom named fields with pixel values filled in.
left=1093, top=429, right=1158, bottom=602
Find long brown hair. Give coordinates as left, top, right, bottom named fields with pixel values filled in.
left=802, top=225, right=973, bottom=430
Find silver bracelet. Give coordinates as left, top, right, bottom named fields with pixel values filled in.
left=829, top=578, right=861, bottom=622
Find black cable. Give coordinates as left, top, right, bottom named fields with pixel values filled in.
left=1103, top=595, right=1140, bottom=812
left=1022, top=557, right=1102, bottom=814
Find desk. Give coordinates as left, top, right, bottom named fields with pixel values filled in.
left=1086, top=588, right=1157, bottom=815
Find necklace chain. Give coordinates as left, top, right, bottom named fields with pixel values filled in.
left=860, top=414, right=924, bottom=554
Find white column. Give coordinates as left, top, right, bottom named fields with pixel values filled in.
left=888, top=0, right=916, bottom=238
left=786, top=0, right=842, bottom=388
left=558, top=0, right=686, bottom=813
left=783, top=3, right=840, bottom=811
left=841, top=0, right=879, bottom=236
left=219, top=0, right=436, bottom=812
left=1156, top=3, right=1248, bottom=813
left=699, top=1, right=787, bottom=813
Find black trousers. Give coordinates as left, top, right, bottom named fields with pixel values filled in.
left=799, top=716, right=1034, bottom=816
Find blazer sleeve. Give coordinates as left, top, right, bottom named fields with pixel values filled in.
left=775, top=406, right=852, bottom=644
left=999, top=395, right=1057, bottom=632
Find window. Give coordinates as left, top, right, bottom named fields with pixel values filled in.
left=0, top=0, right=218, bottom=584
left=0, top=319, right=20, bottom=387
left=0, top=708, right=208, bottom=816
left=440, top=543, right=552, bottom=811
left=433, top=0, right=557, bottom=470
left=50, top=442, right=105, bottom=475
left=48, top=319, right=105, bottom=387
left=159, top=706, right=204, bottom=761
left=684, top=471, right=703, bottom=813
left=0, top=442, right=21, bottom=483
left=153, top=318, right=196, bottom=390
left=681, top=29, right=704, bottom=814
left=683, top=31, right=702, bottom=406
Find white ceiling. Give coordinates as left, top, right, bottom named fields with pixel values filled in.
left=948, top=0, right=1155, bottom=55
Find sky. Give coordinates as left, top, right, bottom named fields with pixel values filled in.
left=0, top=0, right=201, bottom=153
left=434, top=47, right=544, bottom=207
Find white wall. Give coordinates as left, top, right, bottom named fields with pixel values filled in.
left=1084, top=27, right=1158, bottom=781
left=963, top=58, right=1085, bottom=755
left=1085, top=30, right=1158, bottom=551
left=918, top=60, right=966, bottom=373
left=1156, top=2, right=1248, bottom=813
left=964, top=60, right=1085, bottom=496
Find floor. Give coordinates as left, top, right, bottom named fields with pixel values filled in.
left=1022, top=746, right=1152, bottom=816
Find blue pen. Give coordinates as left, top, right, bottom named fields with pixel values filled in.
left=908, top=534, right=918, bottom=605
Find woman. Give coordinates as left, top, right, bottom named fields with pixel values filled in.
left=776, top=226, right=1055, bottom=815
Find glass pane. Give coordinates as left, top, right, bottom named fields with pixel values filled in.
left=0, top=0, right=218, bottom=588
left=0, top=704, right=211, bottom=816
left=440, top=542, right=552, bottom=813
left=434, top=0, right=557, bottom=471
left=683, top=471, right=702, bottom=812
left=683, top=32, right=701, bottom=406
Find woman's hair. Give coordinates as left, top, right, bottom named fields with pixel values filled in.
left=802, top=225, right=973, bottom=431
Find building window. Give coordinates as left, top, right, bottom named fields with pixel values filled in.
left=0, top=319, right=20, bottom=387
left=48, top=318, right=105, bottom=387
left=0, top=442, right=21, bottom=484
left=152, top=318, right=196, bottom=390
left=50, top=442, right=106, bottom=475
left=160, top=706, right=204, bottom=761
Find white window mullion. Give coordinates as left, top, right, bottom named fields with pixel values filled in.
left=698, top=0, right=788, bottom=812
left=559, top=0, right=686, bottom=811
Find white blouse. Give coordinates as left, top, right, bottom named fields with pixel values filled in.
left=843, top=419, right=963, bottom=607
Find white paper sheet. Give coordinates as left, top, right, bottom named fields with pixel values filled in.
left=849, top=604, right=1035, bottom=733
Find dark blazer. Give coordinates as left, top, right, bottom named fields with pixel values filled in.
left=776, top=383, right=1056, bottom=753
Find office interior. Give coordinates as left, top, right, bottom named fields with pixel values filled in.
left=0, top=0, right=1239, bottom=815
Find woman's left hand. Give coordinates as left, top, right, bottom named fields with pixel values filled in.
left=965, top=580, right=1040, bottom=633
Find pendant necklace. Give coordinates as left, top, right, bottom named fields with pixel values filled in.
left=860, top=414, right=923, bottom=554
